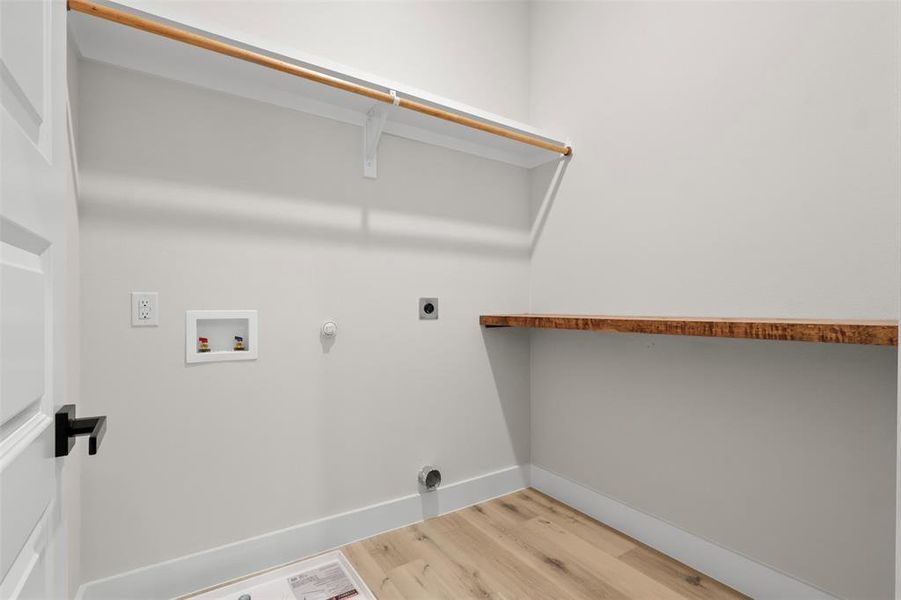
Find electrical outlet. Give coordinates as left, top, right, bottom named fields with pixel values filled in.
left=131, top=292, right=159, bottom=327
left=419, top=297, right=438, bottom=320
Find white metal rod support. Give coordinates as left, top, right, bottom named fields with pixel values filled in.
left=363, top=90, right=398, bottom=179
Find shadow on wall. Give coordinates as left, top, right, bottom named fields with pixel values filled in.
left=405, top=326, right=532, bottom=522
left=77, top=152, right=571, bottom=259
left=80, top=171, right=530, bottom=257
left=76, top=61, right=570, bottom=257
left=530, top=155, right=570, bottom=252
left=529, top=329, right=897, bottom=599
left=481, top=326, right=532, bottom=461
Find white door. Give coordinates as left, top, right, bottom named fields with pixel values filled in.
left=0, top=0, right=74, bottom=598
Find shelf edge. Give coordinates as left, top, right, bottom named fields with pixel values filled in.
left=479, top=314, right=898, bottom=346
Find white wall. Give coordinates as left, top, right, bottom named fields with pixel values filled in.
left=113, top=0, right=531, bottom=123
left=72, top=1, right=900, bottom=596
left=75, top=57, right=532, bottom=581
left=528, top=2, right=900, bottom=599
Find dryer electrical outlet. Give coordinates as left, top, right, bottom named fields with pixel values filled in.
left=131, top=292, right=159, bottom=326
left=419, top=298, right=438, bottom=320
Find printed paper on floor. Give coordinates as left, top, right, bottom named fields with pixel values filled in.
left=288, top=561, right=359, bottom=600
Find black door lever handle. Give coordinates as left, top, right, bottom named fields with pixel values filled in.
left=55, top=405, right=107, bottom=457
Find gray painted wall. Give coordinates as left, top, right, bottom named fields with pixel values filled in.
left=528, top=2, right=900, bottom=598
left=530, top=331, right=895, bottom=598
left=114, top=0, right=531, bottom=123
left=71, top=1, right=900, bottom=596
left=76, top=60, right=532, bottom=581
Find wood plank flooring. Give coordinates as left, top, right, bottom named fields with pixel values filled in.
left=343, top=489, right=748, bottom=600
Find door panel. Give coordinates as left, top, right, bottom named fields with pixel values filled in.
left=0, top=425, right=54, bottom=582
left=0, top=492, right=51, bottom=600
left=0, top=0, right=46, bottom=144
left=17, top=549, right=49, bottom=600
left=0, top=239, right=47, bottom=426
left=0, top=0, right=71, bottom=598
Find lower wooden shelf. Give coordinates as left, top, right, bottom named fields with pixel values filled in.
left=479, top=314, right=898, bottom=346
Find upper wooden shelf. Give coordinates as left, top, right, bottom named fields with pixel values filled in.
left=480, top=314, right=898, bottom=346
left=68, top=0, right=570, bottom=170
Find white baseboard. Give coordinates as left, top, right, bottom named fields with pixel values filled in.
left=76, top=464, right=529, bottom=600
left=530, top=465, right=839, bottom=600
left=77, top=463, right=842, bottom=600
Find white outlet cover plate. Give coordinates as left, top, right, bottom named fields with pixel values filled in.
left=131, top=292, right=159, bottom=326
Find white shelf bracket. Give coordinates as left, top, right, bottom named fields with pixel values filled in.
left=363, top=90, right=399, bottom=179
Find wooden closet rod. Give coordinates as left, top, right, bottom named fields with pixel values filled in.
left=68, top=0, right=573, bottom=157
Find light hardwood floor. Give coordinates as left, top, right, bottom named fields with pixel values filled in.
left=342, top=488, right=748, bottom=600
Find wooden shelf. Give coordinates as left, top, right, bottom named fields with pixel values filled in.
left=68, top=2, right=570, bottom=169
left=480, top=314, right=898, bottom=346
